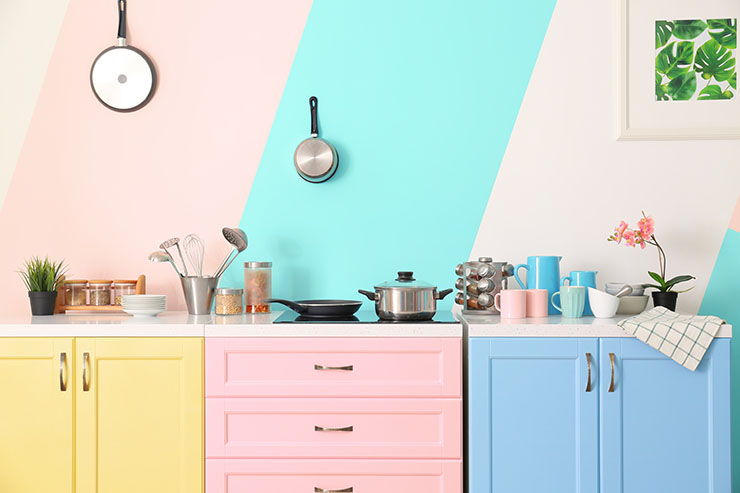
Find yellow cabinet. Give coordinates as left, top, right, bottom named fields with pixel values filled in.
left=0, top=338, right=74, bottom=493
left=0, top=337, right=203, bottom=493
left=75, top=338, right=203, bottom=493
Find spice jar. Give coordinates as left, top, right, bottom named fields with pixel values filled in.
left=113, top=280, right=137, bottom=306
left=88, top=280, right=112, bottom=306
left=215, top=288, right=243, bottom=315
left=63, top=280, right=88, bottom=306
left=244, top=262, right=272, bottom=313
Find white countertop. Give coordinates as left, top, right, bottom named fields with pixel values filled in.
left=461, top=313, right=733, bottom=338
left=0, top=311, right=463, bottom=337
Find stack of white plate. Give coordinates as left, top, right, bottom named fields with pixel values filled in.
left=121, top=295, right=167, bottom=317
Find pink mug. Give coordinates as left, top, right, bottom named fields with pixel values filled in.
left=494, top=290, right=527, bottom=319
left=525, top=289, right=549, bottom=318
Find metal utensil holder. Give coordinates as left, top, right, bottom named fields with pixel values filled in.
left=180, top=276, right=219, bottom=315
left=455, top=258, right=513, bottom=315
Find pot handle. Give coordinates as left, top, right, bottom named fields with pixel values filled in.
left=264, top=298, right=306, bottom=314
left=117, top=0, right=127, bottom=40
left=436, top=288, right=453, bottom=300
left=310, top=96, right=319, bottom=137
left=358, top=289, right=377, bottom=301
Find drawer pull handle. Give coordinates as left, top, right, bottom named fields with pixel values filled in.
left=608, top=352, right=615, bottom=393
left=314, top=488, right=353, bottom=493
left=314, top=364, right=353, bottom=371
left=59, top=352, right=67, bottom=392
left=82, top=352, right=91, bottom=391
left=314, top=425, right=353, bottom=432
left=585, top=353, right=592, bottom=393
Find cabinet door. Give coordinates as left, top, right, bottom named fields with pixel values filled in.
left=0, top=338, right=74, bottom=493
left=600, top=338, right=731, bottom=493
left=75, top=338, right=203, bottom=493
left=469, top=338, right=598, bottom=493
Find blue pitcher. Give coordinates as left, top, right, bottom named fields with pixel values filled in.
left=514, top=256, right=562, bottom=314
left=560, top=270, right=597, bottom=316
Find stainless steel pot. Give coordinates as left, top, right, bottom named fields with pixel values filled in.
left=359, top=271, right=453, bottom=321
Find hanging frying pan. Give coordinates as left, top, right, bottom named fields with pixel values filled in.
left=293, top=96, right=339, bottom=183
left=90, top=0, right=156, bottom=112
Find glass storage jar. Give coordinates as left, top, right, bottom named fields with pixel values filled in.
left=113, top=280, right=137, bottom=306
left=88, top=280, right=112, bottom=306
left=244, top=262, right=271, bottom=313
left=215, top=288, right=243, bottom=315
left=63, top=280, right=88, bottom=306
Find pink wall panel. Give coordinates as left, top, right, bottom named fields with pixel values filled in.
left=0, top=0, right=312, bottom=313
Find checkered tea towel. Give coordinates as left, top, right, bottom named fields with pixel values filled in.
left=617, top=307, right=725, bottom=371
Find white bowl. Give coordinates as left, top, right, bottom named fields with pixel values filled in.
left=605, top=283, right=645, bottom=297
left=588, top=287, right=620, bottom=318
left=617, top=295, right=650, bottom=315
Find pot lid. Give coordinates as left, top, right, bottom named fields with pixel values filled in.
left=376, top=271, right=437, bottom=289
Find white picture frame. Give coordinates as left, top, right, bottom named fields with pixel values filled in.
left=615, top=0, right=740, bottom=140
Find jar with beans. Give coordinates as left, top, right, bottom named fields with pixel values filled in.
left=215, top=288, right=243, bottom=315
left=88, top=280, right=112, bottom=306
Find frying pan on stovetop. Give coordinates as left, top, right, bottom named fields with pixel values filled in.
left=265, top=298, right=362, bottom=318
left=90, top=0, right=156, bottom=112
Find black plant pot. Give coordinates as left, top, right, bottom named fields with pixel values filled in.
left=28, top=291, right=57, bottom=316
left=652, top=291, right=678, bottom=311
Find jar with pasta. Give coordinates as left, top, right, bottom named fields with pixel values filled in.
left=215, top=288, right=243, bottom=315
left=88, top=280, right=112, bottom=306
left=244, top=262, right=271, bottom=313
left=63, top=280, right=88, bottom=306
left=113, top=280, right=137, bottom=306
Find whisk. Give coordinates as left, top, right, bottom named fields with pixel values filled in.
left=183, top=234, right=205, bottom=277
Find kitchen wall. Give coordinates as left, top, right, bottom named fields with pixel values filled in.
left=2, top=0, right=740, bottom=478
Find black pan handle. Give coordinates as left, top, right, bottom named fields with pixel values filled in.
left=117, top=0, right=127, bottom=39
left=436, top=288, right=453, bottom=300
left=358, top=289, right=377, bottom=301
left=309, top=96, right=318, bottom=137
left=264, top=298, right=307, bottom=314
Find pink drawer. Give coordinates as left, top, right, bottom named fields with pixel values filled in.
left=205, top=338, right=461, bottom=398
left=206, top=398, right=462, bottom=459
left=206, top=459, right=462, bottom=493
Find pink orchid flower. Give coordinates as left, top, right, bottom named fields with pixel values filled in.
left=637, top=215, right=655, bottom=238
left=623, top=229, right=636, bottom=247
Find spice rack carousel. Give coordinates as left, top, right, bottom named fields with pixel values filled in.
left=54, top=275, right=146, bottom=313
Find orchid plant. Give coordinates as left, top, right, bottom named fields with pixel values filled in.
left=608, top=212, right=694, bottom=293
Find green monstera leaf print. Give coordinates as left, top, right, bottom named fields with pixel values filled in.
left=656, top=41, right=694, bottom=79
left=707, top=19, right=737, bottom=49
left=655, top=72, right=669, bottom=100
left=698, top=84, right=734, bottom=100
left=666, top=71, right=697, bottom=100
left=673, top=20, right=708, bottom=40
left=731, top=72, right=737, bottom=90
left=695, top=39, right=736, bottom=81
left=656, top=21, right=674, bottom=49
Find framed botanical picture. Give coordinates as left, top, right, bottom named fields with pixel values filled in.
left=615, top=0, right=739, bottom=140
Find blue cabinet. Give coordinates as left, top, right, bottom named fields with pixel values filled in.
left=469, top=338, right=599, bottom=493
left=600, top=338, right=731, bottom=493
left=469, top=337, right=731, bottom=493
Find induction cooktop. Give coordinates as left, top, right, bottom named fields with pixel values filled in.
left=274, top=310, right=458, bottom=324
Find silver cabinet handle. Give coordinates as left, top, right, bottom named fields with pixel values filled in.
left=315, top=488, right=353, bottom=493
left=314, top=425, right=353, bottom=432
left=59, top=352, right=67, bottom=392
left=608, top=353, right=615, bottom=393
left=585, top=353, right=592, bottom=393
left=314, top=364, right=353, bottom=371
left=82, top=352, right=91, bottom=391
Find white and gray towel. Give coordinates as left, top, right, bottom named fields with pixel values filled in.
left=617, top=307, right=725, bottom=371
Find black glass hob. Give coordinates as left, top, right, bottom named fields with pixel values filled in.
left=275, top=310, right=458, bottom=324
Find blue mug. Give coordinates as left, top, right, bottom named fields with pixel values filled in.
left=551, top=286, right=586, bottom=318
left=514, top=256, right=562, bottom=314
left=561, top=270, right=597, bottom=316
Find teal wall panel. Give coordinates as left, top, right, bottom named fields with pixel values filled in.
left=699, top=228, right=740, bottom=485
left=223, top=0, right=556, bottom=305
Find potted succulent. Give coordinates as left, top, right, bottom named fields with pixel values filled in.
left=608, top=212, right=693, bottom=311
left=18, top=257, right=67, bottom=315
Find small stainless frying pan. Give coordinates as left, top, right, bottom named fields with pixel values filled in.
left=90, top=0, right=156, bottom=112
left=293, top=96, right=338, bottom=183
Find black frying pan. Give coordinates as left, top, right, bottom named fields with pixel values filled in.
left=90, top=0, right=156, bottom=112
left=265, top=298, right=362, bottom=318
